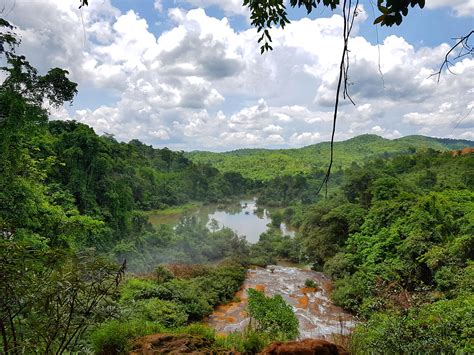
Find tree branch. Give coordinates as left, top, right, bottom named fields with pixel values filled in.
left=315, top=0, right=359, bottom=197
left=430, top=30, right=473, bottom=82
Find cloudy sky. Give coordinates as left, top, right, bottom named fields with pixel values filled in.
left=3, top=0, right=473, bottom=150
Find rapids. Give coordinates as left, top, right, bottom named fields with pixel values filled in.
left=206, top=265, right=356, bottom=339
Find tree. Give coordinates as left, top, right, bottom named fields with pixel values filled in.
left=0, top=20, right=126, bottom=354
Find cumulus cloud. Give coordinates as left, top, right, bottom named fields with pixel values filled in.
left=154, top=0, right=164, bottom=12
left=178, top=0, right=249, bottom=16
left=426, top=0, right=474, bottom=16
left=7, top=1, right=474, bottom=150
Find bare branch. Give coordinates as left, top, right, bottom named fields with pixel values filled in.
left=430, top=30, right=473, bottom=82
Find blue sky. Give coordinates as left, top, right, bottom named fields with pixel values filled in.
left=4, top=0, right=473, bottom=150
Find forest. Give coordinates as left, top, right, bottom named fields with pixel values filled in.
left=1, top=10, right=474, bottom=355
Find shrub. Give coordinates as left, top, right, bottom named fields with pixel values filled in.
left=351, top=295, right=474, bottom=354
left=304, top=279, right=317, bottom=289
left=215, top=329, right=269, bottom=353
left=154, top=279, right=213, bottom=321
left=90, top=320, right=165, bottom=354
left=125, top=299, right=188, bottom=327
left=270, top=211, right=284, bottom=227
left=166, top=264, right=210, bottom=279
left=155, top=264, right=174, bottom=283
left=247, top=288, right=299, bottom=341
left=174, top=323, right=217, bottom=341
left=324, top=252, right=354, bottom=280
left=120, top=278, right=159, bottom=302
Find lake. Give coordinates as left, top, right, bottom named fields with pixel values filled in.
left=148, top=198, right=295, bottom=243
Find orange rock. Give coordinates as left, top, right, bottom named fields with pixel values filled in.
left=300, top=287, right=317, bottom=294
left=255, top=284, right=266, bottom=292
left=221, top=316, right=237, bottom=323
left=297, top=295, right=309, bottom=309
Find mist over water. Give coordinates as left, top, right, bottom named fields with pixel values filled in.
left=149, top=198, right=295, bottom=244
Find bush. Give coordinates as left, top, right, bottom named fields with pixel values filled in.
left=90, top=320, right=165, bottom=354
left=174, top=323, right=217, bottom=341
left=120, top=278, right=159, bottom=302
left=247, top=288, right=299, bottom=341
left=324, top=252, right=354, bottom=280
left=351, top=295, right=474, bottom=354
left=166, top=264, right=210, bottom=279
left=155, top=279, right=213, bottom=321
left=271, top=211, right=284, bottom=227
left=304, top=279, right=317, bottom=289
left=124, top=298, right=188, bottom=327
left=215, top=329, right=269, bottom=353
left=155, top=264, right=174, bottom=283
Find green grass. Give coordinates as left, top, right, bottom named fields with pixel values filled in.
left=90, top=321, right=271, bottom=354
left=147, top=202, right=202, bottom=226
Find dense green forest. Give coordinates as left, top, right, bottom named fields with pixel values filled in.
left=186, top=135, right=474, bottom=180
left=258, top=150, right=474, bottom=352
left=1, top=18, right=473, bottom=354
left=0, top=21, right=254, bottom=353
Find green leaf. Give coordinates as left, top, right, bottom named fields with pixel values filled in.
left=373, top=15, right=385, bottom=25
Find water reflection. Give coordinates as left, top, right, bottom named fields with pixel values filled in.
left=148, top=198, right=295, bottom=244
left=203, top=199, right=294, bottom=244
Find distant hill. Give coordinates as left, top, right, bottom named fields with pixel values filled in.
left=185, top=135, right=474, bottom=180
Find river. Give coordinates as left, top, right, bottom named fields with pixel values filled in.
left=205, top=265, right=356, bottom=340
left=148, top=198, right=295, bottom=243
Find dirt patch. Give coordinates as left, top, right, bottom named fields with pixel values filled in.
left=261, top=339, right=348, bottom=355
left=130, top=333, right=216, bottom=354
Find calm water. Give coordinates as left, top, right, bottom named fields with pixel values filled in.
left=149, top=198, right=295, bottom=244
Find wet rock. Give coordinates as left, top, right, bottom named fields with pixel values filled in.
left=260, top=339, right=348, bottom=355
left=206, top=266, right=356, bottom=338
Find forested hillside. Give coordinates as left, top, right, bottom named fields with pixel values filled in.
left=260, top=149, right=474, bottom=352
left=186, top=135, right=474, bottom=180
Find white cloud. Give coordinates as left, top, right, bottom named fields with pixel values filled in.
left=458, top=131, right=474, bottom=140
left=263, top=124, right=283, bottom=134
left=426, top=0, right=474, bottom=16
left=178, top=0, right=249, bottom=16
left=289, top=132, right=321, bottom=146
left=371, top=125, right=384, bottom=133
left=154, top=0, right=164, bottom=12
left=5, top=2, right=473, bottom=150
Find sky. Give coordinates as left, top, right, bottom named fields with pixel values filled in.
left=2, top=0, right=473, bottom=151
